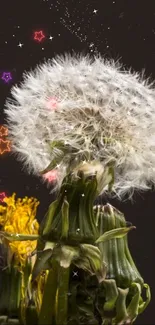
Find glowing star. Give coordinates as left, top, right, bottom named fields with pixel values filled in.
left=43, top=170, right=58, bottom=182
left=0, top=192, right=7, bottom=202
left=34, top=30, right=45, bottom=42
left=18, top=42, right=24, bottom=48
left=1, top=72, right=12, bottom=83
left=0, top=139, right=11, bottom=154
left=0, top=125, right=8, bottom=137
left=46, top=97, right=58, bottom=110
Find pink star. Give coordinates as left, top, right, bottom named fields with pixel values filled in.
left=34, top=30, right=45, bottom=42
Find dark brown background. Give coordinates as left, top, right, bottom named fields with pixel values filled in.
left=0, top=1, right=155, bottom=323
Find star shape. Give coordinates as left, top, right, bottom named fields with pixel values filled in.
left=0, top=125, right=8, bottom=137
left=1, top=72, right=12, bottom=83
left=72, top=271, right=78, bottom=277
left=0, top=139, right=11, bottom=154
left=34, top=30, right=45, bottom=42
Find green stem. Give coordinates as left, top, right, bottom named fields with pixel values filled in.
left=55, top=266, right=70, bottom=325
left=38, top=260, right=58, bottom=325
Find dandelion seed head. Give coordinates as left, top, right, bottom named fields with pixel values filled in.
left=4, top=53, right=155, bottom=200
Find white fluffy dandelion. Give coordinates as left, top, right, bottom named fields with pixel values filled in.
left=4, top=53, right=155, bottom=200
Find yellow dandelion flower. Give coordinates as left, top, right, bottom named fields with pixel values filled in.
left=0, top=193, right=40, bottom=266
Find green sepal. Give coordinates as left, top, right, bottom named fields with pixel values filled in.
left=102, top=279, right=118, bottom=311
left=61, top=198, right=69, bottom=240
left=56, top=245, right=80, bottom=268
left=41, top=200, right=59, bottom=238
left=114, top=287, right=129, bottom=324
left=32, top=244, right=55, bottom=280
left=138, top=283, right=151, bottom=314
left=95, top=226, right=135, bottom=244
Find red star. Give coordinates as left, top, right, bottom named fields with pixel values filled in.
left=34, top=30, right=45, bottom=42
left=0, top=139, right=11, bottom=154
left=0, top=125, right=8, bottom=137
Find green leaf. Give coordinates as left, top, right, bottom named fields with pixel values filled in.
left=61, top=198, right=69, bottom=239
left=108, top=165, right=115, bottom=192
left=42, top=200, right=59, bottom=237
left=80, top=244, right=102, bottom=275
left=103, top=279, right=118, bottom=311
left=126, top=283, right=141, bottom=322
left=38, top=260, right=58, bottom=325
left=32, top=248, right=54, bottom=280
left=39, top=141, right=66, bottom=175
left=138, top=283, right=151, bottom=314
left=0, top=231, right=39, bottom=241
left=57, top=245, right=80, bottom=268
left=95, top=226, right=135, bottom=244
left=55, top=266, right=70, bottom=325
left=25, top=303, right=38, bottom=325
left=9, top=266, right=22, bottom=316
left=114, top=287, right=129, bottom=324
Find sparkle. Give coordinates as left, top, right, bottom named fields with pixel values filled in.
left=18, top=42, right=24, bottom=48
left=81, top=193, right=85, bottom=197
left=93, top=9, right=98, bottom=14
left=49, top=36, right=54, bottom=40
left=72, top=271, right=78, bottom=277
